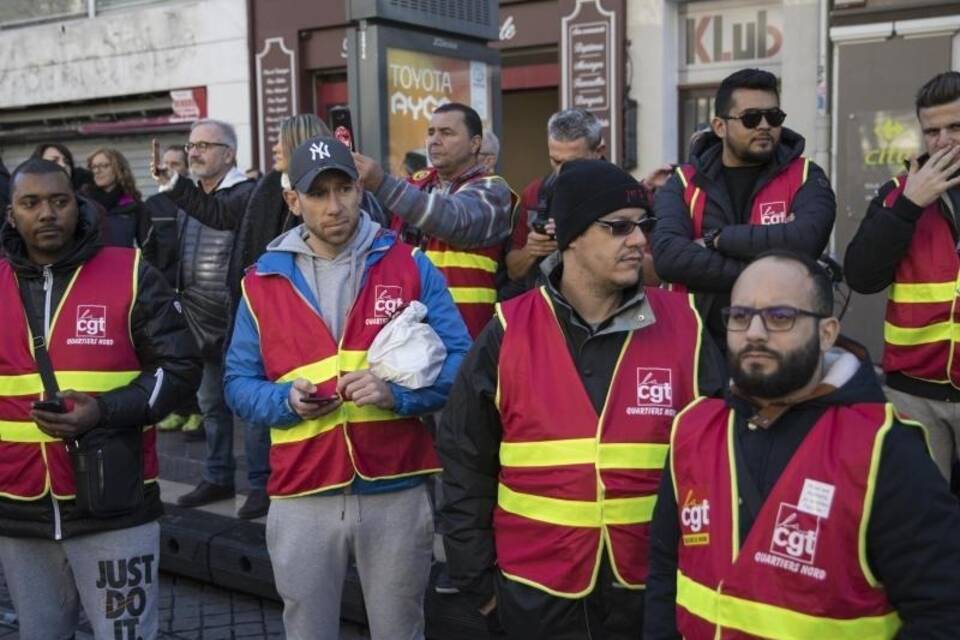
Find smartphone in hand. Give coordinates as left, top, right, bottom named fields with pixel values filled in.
left=330, top=107, right=356, bottom=152
left=301, top=393, right=340, bottom=408
left=32, top=398, right=67, bottom=413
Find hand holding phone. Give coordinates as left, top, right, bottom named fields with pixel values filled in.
left=301, top=393, right=339, bottom=407
left=150, top=138, right=171, bottom=185
left=330, top=107, right=356, bottom=151
left=289, top=379, right=342, bottom=418
left=32, top=398, right=67, bottom=414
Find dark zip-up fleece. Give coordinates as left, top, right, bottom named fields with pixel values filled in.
left=651, top=128, right=836, bottom=344
left=844, top=155, right=960, bottom=401
left=644, top=355, right=960, bottom=639
left=437, top=254, right=726, bottom=603
left=0, top=199, right=202, bottom=539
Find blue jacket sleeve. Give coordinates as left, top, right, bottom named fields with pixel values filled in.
left=387, top=251, right=473, bottom=416
left=224, top=297, right=300, bottom=427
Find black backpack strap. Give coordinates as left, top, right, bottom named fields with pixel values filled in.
left=14, top=275, right=60, bottom=398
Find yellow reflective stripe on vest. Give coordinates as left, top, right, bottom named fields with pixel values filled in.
left=270, top=402, right=401, bottom=445
left=425, top=250, right=498, bottom=274
left=888, top=281, right=957, bottom=303
left=277, top=351, right=369, bottom=384
left=0, top=420, right=59, bottom=443
left=689, top=188, right=702, bottom=217
left=449, top=287, right=498, bottom=304
left=883, top=321, right=960, bottom=346
left=0, top=371, right=140, bottom=396
left=497, top=483, right=656, bottom=527
left=676, top=571, right=900, bottom=640
left=500, top=438, right=668, bottom=470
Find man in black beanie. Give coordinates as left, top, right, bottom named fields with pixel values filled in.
left=437, top=159, right=725, bottom=639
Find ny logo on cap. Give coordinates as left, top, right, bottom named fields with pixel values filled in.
left=310, top=142, right=331, bottom=161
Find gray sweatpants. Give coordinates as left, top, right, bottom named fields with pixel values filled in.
left=885, top=386, right=957, bottom=480
left=266, top=483, right=434, bottom=640
left=0, top=521, right=159, bottom=640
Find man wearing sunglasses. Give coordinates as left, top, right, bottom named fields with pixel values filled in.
left=438, top=159, right=725, bottom=639
left=652, top=68, right=835, bottom=347
left=645, top=250, right=960, bottom=639
left=845, top=72, right=960, bottom=486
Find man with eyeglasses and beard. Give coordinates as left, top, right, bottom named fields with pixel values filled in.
left=437, top=160, right=725, bottom=639
left=644, top=250, right=960, bottom=640
left=150, top=120, right=269, bottom=519
left=651, top=68, right=835, bottom=347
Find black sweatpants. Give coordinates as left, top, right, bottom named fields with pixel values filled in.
left=496, top=556, right=645, bottom=640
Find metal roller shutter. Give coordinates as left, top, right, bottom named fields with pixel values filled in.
left=1, top=132, right=187, bottom=198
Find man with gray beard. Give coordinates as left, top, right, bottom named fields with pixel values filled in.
left=151, top=119, right=269, bottom=519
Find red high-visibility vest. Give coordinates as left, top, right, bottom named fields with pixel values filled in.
left=0, top=248, right=157, bottom=500
left=494, top=286, right=702, bottom=597
left=394, top=166, right=516, bottom=338
left=671, top=397, right=904, bottom=639
left=241, top=239, right=440, bottom=498
left=668, top=158, right=811, bottom=293
left=880, top=175, right=960, bottom=387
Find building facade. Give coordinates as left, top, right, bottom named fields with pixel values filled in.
left=0, top=0, right=251, bottom=196
left=829, top=0, right=960, bottom=353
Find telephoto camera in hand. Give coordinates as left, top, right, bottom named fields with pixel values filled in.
left=531, top=172, right=558, bottom=237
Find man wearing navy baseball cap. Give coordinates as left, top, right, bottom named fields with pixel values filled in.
left=224, top=136, right=471, bottom=639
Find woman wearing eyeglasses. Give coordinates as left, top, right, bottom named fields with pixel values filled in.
left=83, top=148, right=154, bottom=262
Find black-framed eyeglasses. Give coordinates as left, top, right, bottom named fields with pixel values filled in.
left=593, top=217, right=657, bottom=236
left=184, top=141, right=229, bottom=153
left=721, top=305, right=829, bottom=332
left=721, top=108, right=787, bottom=129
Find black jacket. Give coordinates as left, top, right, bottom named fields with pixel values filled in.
left=0, top=199, right=202, bottom=539
left=160, top=171, right=256, bottom=359
left=437, top=258, right=726, bottom=603
left=228, top=170, right=294, bottom=314
left=81, top=185, right=156, bottom=267
left=643, top=354, right=960, bottom=639
left=143, top=192, right=181, bottom=288
left=651, top=129, right=835, bottom=341
left=844, top=164, right=960, bottom=401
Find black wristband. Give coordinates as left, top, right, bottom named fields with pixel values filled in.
left=703, top=228, right=721, bottom=251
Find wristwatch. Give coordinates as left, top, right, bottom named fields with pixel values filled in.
left=703, top=228, right=721, bottom=251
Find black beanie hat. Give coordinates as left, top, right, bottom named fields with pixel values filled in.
left=550, top=159, right=648, bottom=250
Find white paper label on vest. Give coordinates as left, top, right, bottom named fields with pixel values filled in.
left=797, top=479, right=835, bottom=519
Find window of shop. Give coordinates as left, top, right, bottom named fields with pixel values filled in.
left=0, top=0, right=165, bottom=27
left=95, top=0, right=166, bottom=11
left=678, top=86, right=717, bottom=161
left=0, top=0, right=86, bottom=26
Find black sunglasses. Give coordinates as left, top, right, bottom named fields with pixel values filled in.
left=593, top=217, right=657, bottom=236
left=722, top=108, right=786, bottom=129
left=721, top=305, right=829, bottom=332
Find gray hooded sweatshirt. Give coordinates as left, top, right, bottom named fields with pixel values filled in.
left=265, top=212, right=380, bottom=340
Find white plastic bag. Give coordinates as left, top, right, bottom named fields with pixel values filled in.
left=368, top=301, right=447, bottom=389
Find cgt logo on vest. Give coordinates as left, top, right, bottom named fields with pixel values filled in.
left=367, top=286, right=404, bottom=326
left=754, top=503, right=827, bottom=581
left=759, top=201, right=787, bottom=225
left=680, top=489, right=710, bottom=546
left=627, top=367, right=675, bottom=417
left=67, top=305, right=115, bottom=346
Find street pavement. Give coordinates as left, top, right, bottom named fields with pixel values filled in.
left=0, top=568, right=370, bottom=639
